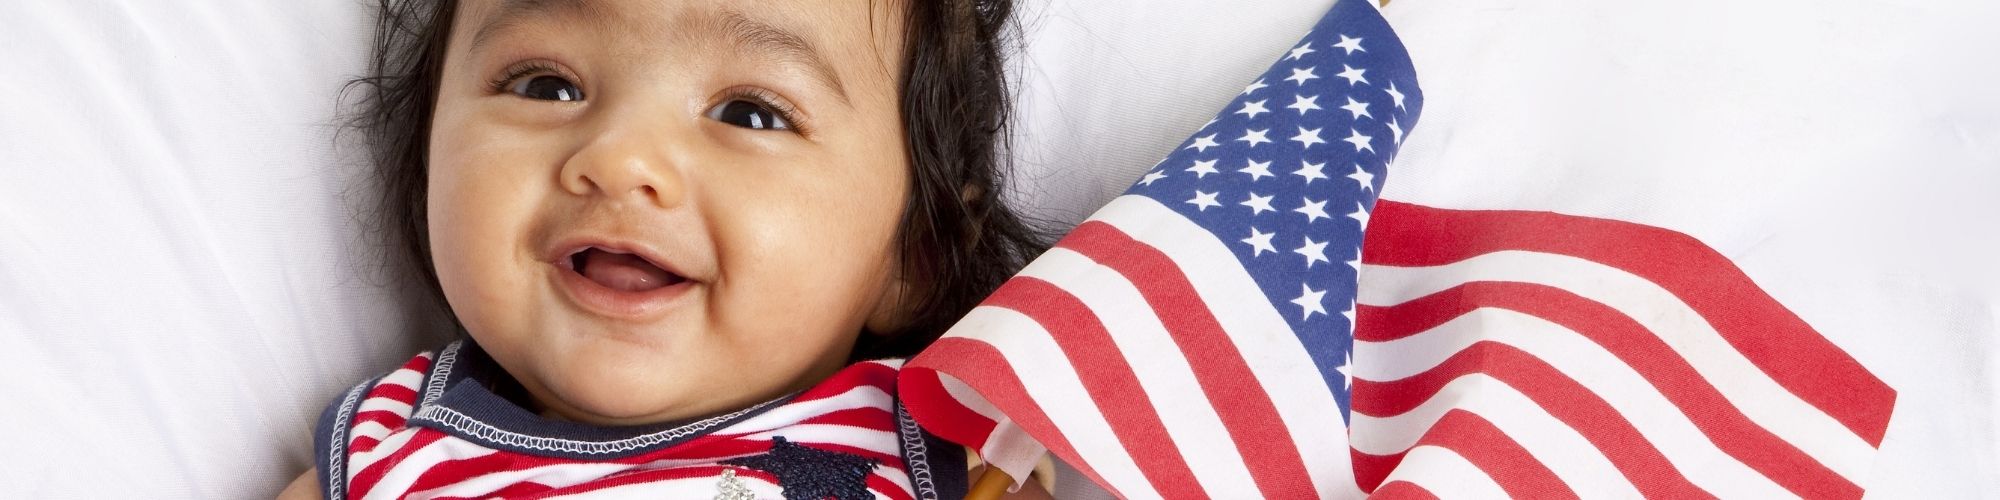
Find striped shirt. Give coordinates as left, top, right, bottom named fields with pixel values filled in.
left=314, top=340, right=965, bottom=499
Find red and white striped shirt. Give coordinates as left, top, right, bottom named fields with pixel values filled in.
left=314, top=341, right=966, bottom=499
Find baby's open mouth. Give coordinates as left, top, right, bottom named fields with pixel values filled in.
left=566, top=247, right=686, bottom=292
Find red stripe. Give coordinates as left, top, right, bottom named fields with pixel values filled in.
left=1357, top=281, right=1857, bottom=498
left=348, top=428, right=447, bottom=499
left=1362, top=200, right=1896, bottom=445
left=349, top=410, right=407, bottom=437
left=1352, top=410, right=1576, bottom=498
left=985, top=278, right=1207, bottom=499
left=896, top=370, right=1000, bottom=450
left=1060, top=221, right=1317, bottom=497
left=506, top=465, right=780, bottom=499
left=1350, top=341, right=1710, bottom=497
left=1369, top=481, right=1440, bottom=500
left=363, top=382, right=419, bottom=405
left=908, top=338, right=1116, bottom=497
left=793, top=361, right=900, bottom=404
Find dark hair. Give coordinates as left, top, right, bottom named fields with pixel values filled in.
left=347, top=0, right=1047, bottom=360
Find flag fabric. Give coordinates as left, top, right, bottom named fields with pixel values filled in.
left=1350, top=202, right=1897, bottom=498
left=900, top=0, right=1418, bottom=497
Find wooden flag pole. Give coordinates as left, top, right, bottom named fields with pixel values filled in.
left=965, top=467, right=1015, bottom=500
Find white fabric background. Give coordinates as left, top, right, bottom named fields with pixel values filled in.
left=2, top=0, right=1994, bottom=497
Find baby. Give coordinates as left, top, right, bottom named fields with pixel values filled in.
left=280, top=0, right=1047, bottom=497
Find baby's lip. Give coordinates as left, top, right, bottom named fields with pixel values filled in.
left=545, top=237, right=688, bottom=282
left=543, top=235, right=698, bottom=321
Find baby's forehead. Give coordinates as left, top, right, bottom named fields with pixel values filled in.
left=457, top=0, right=907, bottom=96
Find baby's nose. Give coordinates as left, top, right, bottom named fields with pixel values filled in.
left=559, top=130, right=686, bottom=209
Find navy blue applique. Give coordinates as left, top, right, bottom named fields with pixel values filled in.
left=723, top=436, right=879, bottom=500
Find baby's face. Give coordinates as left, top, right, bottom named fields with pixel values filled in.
left=426, top=0, right=910, bottom=425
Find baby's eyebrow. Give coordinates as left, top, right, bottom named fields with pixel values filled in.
left=470, top=0, right=603, bottom=53
left=713, top=9, right=851, bottom=105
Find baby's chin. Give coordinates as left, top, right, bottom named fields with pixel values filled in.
left=521, top=354, right=786, bottom=427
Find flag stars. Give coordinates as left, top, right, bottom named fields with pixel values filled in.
left=1341, top=300, right=1357, bottom=325
left=1240, top=159, right=1274, bottom=181
left=1238, top=129, right=1272, bottom=148
left=1288, top=94, right=1322, bottom=115
left=1285, top=67, right=1319, bottom=86
left=1241, top=227, right=1277, bottom=256
left=1343, top=129, right=1375, bottom=153
left=1186, top=159, right=1220, bottom=178
left=1187, top=190, right=1221, bottom=211
left=1236, top=99, right=1271, bottom=119
left=1243, top=78, right=1269, bottom=96
left=1186, top=133, right=1220, bottom=153
left=1240, top=192, right=1276, bottom=214
left=1286, top=42, right=1315, bottom=61
left=1387, top=117, right=1404, bottom=145
left=1340, top=96, right=1372, bottom=121
left=1293, top=161, right=1329, bottom=184
left=1296, top=236, right=1330, bottom=268
left=1296, top=197, right=1330, bottom=223
left=1336, top=65, right=1369, bottom=86
left=1336, top=352, right=1353, bottom=390
left=1347, top=164, right=1375, bottom=191
left=1386, top=82, right=1407, bottom=110
left=1347, top=202, right=1372, bottom=228
left=1139, top=170, right=1168, bottom=186
left=1346, top=250, right=1362, bottom=272
left=1291, top=284, right=1328, bottom=320
left=1333, top=34, right=1365, bottom=55
left=1290, top=127, right=1326, bottom=149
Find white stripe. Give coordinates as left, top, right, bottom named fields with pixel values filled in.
left=378, top=366, right=425, bottom=391
left=404, top=459, right=636, bottom=499
left=1358, top=251, right=1875, bottom=482
left=1092, top=194, right=1362, bottom=496
left=539, top=472, right=788, bottom=499
left=1016, top=248, right=1261, bottom=495
left=356, top=396, right=413, bottom=419
left=940, top=375, right=1006, bottom=424
left=347, top=421, right=394, bottom=446
left=1349, top=375, right=1642, bottom=498
left=946, top=306, right=1160, bottom=499
left=1353, top=308, right=1789, bottom=497
left=872, top=464, right=914, bottom=497
left=975, top=417, right=1047, bottom=482
left=727, top=384, right=893, bottom=434
left=743, top=424, right=901, bottom=457
left=1376, top=446, right=1509, bottom=499
left=347, top=428, right=421, bottom=485
left=359, top=436, right=500, bottom=500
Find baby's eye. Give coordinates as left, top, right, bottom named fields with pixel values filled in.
left=706, top=99, right=791, bottom=131
left=508, top=75, right=584, bottom=102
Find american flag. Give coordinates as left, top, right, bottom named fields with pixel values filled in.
left=900, top=0, right=1412, bottom=497
left=1350, top=201, right=1897, bottom=498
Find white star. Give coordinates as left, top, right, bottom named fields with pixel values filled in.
left=1243, top=78, right=1269, bottom=96
left=1239, top=159, right=1274, bottom=181
left=1341, top=300, right=1357, bottom=325
left=1387, top=117, right=1404, bottom=144
left=1340, top=96, right=1372, bottom=120
left=1238, top=128, right=1271, bottom=148
left=1386, top=82, right=1406, bottom=110
left=1290, top=127, right=1325, bottom=149
left=1186, top=133, right=1219, bottom=153
left=1346, top=164, right=1375, bottom=191
left=1295, top=236, right=1330, bottom=268
left=1286, top=42, right=1316, bottom=61
left=1347, top=201, right=1372, bottom=228
left=1235, top=99, right=1270, bottom=119
left=1333, top=34, right=1365, bottom=55
left=1336, top=65, right=1368, bottom=86
left=1295, top=197, right=1330, bottom=223
left=1186, top=159, right=1219, bottom=178
left=1293, top=161, right=1328, bottom=184
left=1288, top=94, right=1321, bottom=115
left=1336, top=352, right=1353, bottom=390
left=1346, top=249, right=1362, bottom=271
left=1139, top=170, right=1168, bottom=186
left=1343, top=128, right=1374, bottom=153
left=1240, top=192, right=1275, bottom=215
left=1285, top=67, right=1319, bottom=86
left=1201, top=118, right=1218, bottom=130
left=1187, top=190, right=1221, bottom=211
left=1241, top=227, right=1277, bottom=256
left=1291, top=284, right=1328, bottom=320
